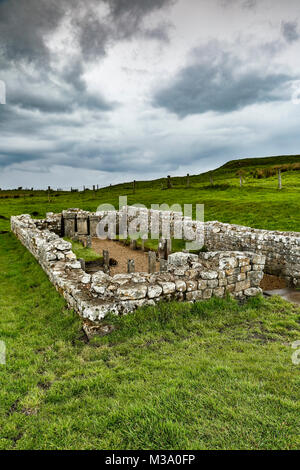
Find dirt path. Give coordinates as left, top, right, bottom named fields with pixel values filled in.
left=260, top=274, right=287, bottom=291
left=92, top=238, right=159, bottom=275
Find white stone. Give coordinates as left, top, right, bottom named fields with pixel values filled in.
left=117, top=285, right=148, bottom=300
left=200, top=271, right=218, bottom=280
left=160, top=282, right=176, bottom=294
left=148, top=285, right=163, bottom=298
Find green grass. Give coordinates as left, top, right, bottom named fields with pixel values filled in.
left=64, top=238, right=102, bottom=263
left=0, top=154, right=300, bottom=449
left=0, top=231, right=300, bottom=449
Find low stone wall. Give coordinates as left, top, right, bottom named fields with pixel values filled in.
left=57, top=207, right=300, bottom=287
left=11, top=214, right=265, bottom=322
left=205, top=222, right=300, bottom=287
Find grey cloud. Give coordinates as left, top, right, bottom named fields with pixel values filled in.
left=220, top=0, right=257, bottom=9
left=6, top=73, right=114, bottom=114
left=0, top=0, right=68, bottom=67
left=143, top=22, right=172, bottom=42
left=281, top=21, right=299, bottom=43
left=0, top=0, right=173, bottom=116
left=152, top=42, right=294, bottom=117
left=0, top=0, right=174, bottom=68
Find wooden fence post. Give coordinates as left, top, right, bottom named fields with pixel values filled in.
left=186, top=173, right=190, bottom=188
left=278, top=168, right=282, bottom=190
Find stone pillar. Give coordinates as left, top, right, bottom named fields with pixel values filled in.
left=127, top=259, right=135, bottom=274
left=89, top=215, right=100, bottom=237
left=130, top=239, right=137, bottom=250
left=103, top=250, right=110, bottom=274
left=160, top=259, right=168, bottom=272
left=165, top=239, right=172, bottom=259
left=148, top=252, right=156, bottom=274
left=186, top=173, right=190, bottom=188
left=63, top=213, right=76, bottom=238
left=103, top=250, right=109, bottom=267
left=77, top=215, right=88, bottom=235
left=158, top=238, right=166, bottom=259
left=167, top=175, right=172, bottom=189
left=141, top=238, right=146, bottom=251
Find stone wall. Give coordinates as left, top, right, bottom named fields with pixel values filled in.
left=11, top=214, right=265, bottom=322
left=204, top=222, right=300, bottom=287
left=57, top=207, right=300, bottom=287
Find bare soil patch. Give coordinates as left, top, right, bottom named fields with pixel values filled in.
left=92, top=238, right=159, bottom=275
left=260, top=274, right=287, bottom=291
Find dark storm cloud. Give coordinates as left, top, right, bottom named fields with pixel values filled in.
left=152, top=42, right=294, bottom=117
left=0, top=0, right=173, bottom=135
left=281, top=21, right=300, bottom=43
left=0, top=0, right=173, bottom=68
left=74, top=0, right=174, bottom=61
left=0, top=0, right=67, bottom=67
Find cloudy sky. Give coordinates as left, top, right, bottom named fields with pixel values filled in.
left=1, top=0, right=300, bottom=189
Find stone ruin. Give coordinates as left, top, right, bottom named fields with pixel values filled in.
left=10, top=205, right=299, bottom=322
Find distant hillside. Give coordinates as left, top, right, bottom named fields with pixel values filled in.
left=218, top=155, right=300, bottom=171
left=105, top=154, right=300, bottom=191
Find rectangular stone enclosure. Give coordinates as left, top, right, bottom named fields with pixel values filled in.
left=10, top=205, right=299, bottom=321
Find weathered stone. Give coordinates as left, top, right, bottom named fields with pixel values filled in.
left=244, top=287, right=262, bottom=296
left=203, top=289, right=213, bottom=299
left=219, top=257, right=238, bottom=270
left=213, top=287, right=225, bottom=298
left=79, top=274, right=90, bottom=285
left=148, top=285, right=163, bottom=298
left=168, top=252, right=198, bottom=266
left=175, top=280, right=186, bottom=292
left=160, top=282, right=176, bottom=294
left=208, top=279, right=219, bottom=288
left=235, top=280, right=251, bottom=292
left=186, top=290, right=203, bottom=301
left=65, top=251, right=77, bottom=260
left=117, top=284, right=148, bottom=300
left=198, top=279, right=208, bottom=289
left=200, top=271, right=218, bottom=280
left=186, top=280, right=197, bottom=292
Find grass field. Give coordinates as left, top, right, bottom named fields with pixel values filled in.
left=0, top=155, right=300, bottom=450
left=1, top=154, right=300, bottom=233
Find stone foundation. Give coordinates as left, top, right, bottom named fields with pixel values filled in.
left=55, top=206, right=300, bottom=287
left=204, top=222, right=300, bottom=287
left=11, top=213, right=265, bottom=321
